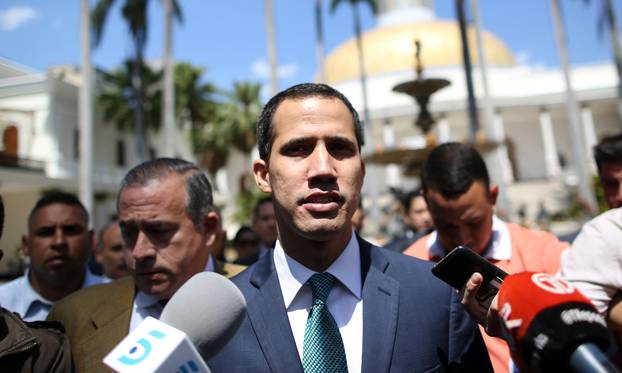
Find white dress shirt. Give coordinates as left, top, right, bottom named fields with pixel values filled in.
left=273, top=232, right=363, bottom=373
left=129, top=255, right=215, bottom=331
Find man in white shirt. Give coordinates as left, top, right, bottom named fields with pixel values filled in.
left=0, top=192, right=106, bottom=321
left=47, top=158, right=244, bottom=373
left=209, top=83, right=491, bottom=373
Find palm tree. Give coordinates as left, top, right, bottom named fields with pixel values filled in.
left=579, top=0, right=622, bottom=128
left=219, top=82, right=263, bottom=154
left=172, top=62, right=222, bottom=170
left=91, top=0, right=182, bottom=160
left=98, top=60, right=163, bottom=137
left=330, top=0, right=378, bottom=127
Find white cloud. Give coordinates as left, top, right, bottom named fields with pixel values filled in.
left=251, top=58, right=299, bottom=80
left=0, top=6, right=39, bottom=31
left=516, top=49, right=546, bottom=69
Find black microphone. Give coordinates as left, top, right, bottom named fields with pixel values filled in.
left=496, top=272, right=619, bottom=373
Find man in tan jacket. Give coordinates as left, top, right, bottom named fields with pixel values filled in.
left=48, top=158, right=243, bottom=373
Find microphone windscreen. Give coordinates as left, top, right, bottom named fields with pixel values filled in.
left=497, top=272, right=591, bottom=343
left=497, top=272, right=610, bottom=371
left=160, top=272, right=247, bottom=360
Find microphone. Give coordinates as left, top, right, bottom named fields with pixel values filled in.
left=497, top=272, right=618, bottom=373
left=160, top=272, right=247, bottom=360
left=103, top=272, right=247, bottom=372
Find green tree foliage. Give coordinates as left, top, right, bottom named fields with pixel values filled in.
left=99, top=60, right=162, bottom=134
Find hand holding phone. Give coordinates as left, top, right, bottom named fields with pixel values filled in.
left=431, top=246, right=507, bottom=309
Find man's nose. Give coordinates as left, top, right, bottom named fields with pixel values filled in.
left=51, top=227, right=67, bottom=247
left=132, top=232, right=156, bottom=261
left=456, top=226, right=472, bottom=246
left=308, top=144, right=336, bottom=180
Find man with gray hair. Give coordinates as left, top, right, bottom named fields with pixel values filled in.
left=48, top=158, right=244, bottom=373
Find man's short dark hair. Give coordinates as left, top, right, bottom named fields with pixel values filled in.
left=256, top=83, right=364, bottom=161
left=252, top=196, right=273, bottom=223
left=401, top=188, right=423, bottom=212
left=233, top=225, right=257, bottom=245
left=119, top=158, right=214, bottom=227
left=29, top=191, right=89, bottom=228
left=421, top=142, right=490, bottom=198
left=594, top=133, right=622, bottom=170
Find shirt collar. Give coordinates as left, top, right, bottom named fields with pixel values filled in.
left=17, top=267, right=104, bottom=316
left=428, top=215, right=512, bottom=261
left=274, top=231, right=362, bottom=310
left=16, top=270, right=53, bottom=316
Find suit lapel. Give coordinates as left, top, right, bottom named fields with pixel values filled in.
left=77, top=278, right=135, bottom=373
left=246, top=254, right=304, bottom=373
left=359, top=238, right=400, bottom=373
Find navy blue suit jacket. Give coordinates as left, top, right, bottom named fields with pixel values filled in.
left=209, top=236, right=492, bottom=372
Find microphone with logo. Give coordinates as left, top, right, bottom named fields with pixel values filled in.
left=103, top=272, right=247, bottom=372
left=497, top=272, right=618, bottom=373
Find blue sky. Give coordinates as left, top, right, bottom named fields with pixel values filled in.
left=0, top=0, right=620, bottom=96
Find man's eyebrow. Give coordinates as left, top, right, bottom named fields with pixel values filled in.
left=329, top=135, right=356, bottom=143
left=280, top=137, right=310, bottom=148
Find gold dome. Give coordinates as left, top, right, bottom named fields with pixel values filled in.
left=324, top=20, right=516, bottom=84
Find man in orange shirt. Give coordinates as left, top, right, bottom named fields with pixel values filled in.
left=404, top=142, right=568, bottom=373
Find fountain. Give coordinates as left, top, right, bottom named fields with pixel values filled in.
left=392, top=40, right=450, bottom=134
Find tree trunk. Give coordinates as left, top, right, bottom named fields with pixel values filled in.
left=353, top=4, right=371, bottom=129
left=549, top=0, right=596, bottom=212
left=79, top=0, right=94, bottom=214
left=469, top=0, right=513, bottom=216
left=315, top=0, right=326, bottom=83
left=456, top=0, right=479, bottom=141
left=604, top=0, right=622, bottom=128
left=133, top=40, right=146, bottom=161
left=163, top=0, right=176, bottom=157
left=265, top=0, right=279, bottom=95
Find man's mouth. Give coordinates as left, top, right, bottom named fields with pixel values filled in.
left=301, top=192, right=344, bottom=213
left=45, top=256, right=69, bottom=266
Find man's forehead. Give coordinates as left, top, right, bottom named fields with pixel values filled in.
left=274, top=97, right=352, bottom=125
left=426, top=184, right=490, bottom=213
left=31, top=203, right=87, bottom=225
left=600, top=161, right=622, bottom=176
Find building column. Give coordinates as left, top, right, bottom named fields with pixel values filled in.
left=436, top=114, right=450, bottom=143
left=539, top=108, right=562, bottom=179
left=491, top=110, right=514, bottom=183
left=382, top=119, right=401, bottom=187
left=580, top=103, right=597, bottom=173
left=382, top=118, right=396, bottom=147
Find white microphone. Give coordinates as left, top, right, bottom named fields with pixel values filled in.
left=103, top=272, right=247, bottom=372
left=160, top=271, right=247, bottom=360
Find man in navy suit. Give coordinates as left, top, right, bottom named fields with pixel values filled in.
left=209, top=83, right=492, bottom=372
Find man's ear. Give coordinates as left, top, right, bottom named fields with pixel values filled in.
left=20, top=235, right=29, bottom=257
left=488, top=184, right=499, bottom=206
left=202, top=211, right=220, bottom=248
left=253, top=159, right=272, bottom=193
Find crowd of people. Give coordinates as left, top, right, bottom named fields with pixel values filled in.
left=0, top=82, right=621, bottom=372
